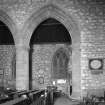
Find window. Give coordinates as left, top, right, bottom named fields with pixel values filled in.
left=52, top=48, right=69, bottom=79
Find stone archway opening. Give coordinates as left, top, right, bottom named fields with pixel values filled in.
left=52, top=47, right=72, bottom=95
left=29, top=18, right=72, bottom=94
left=0, top=20, right=16, bottom=90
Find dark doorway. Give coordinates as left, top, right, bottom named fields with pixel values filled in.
left=29, top=18, right=71, bottom=93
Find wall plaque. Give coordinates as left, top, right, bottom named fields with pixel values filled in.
left=38, top=76, right=44, bottom=84
left=89, top=58, right=103, bottom=74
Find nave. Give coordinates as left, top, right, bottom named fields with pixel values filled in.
left=0, top=86, right=105, bottom=105
left=0, top=86, right=79, bottom=105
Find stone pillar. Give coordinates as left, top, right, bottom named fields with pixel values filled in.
left=71, top=45, right=81, bottom=99
left=16, top=45, right=29, bottom=90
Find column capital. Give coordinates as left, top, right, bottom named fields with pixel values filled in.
left=16, top=45, right=30, bottom=51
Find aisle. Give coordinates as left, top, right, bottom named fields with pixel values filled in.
left=54, top=96, right=79, bottom=105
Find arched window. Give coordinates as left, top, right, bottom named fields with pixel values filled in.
left=52, top=48, right=69, bottom=79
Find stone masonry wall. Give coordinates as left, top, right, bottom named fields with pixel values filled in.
left=54, top=0, right=105, bottom=97
left=31, top=44, right=71, bottom=94
left=0, top=45, right=15, bottom=89
left=80, top=3, right=105, bottom=97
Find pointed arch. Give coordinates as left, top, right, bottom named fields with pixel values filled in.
left=52, top=47, right=70, bottom=79
left=0, top=10, right=17, bottom=44
left=22, top=4, right=80, bottom=46
left=22, top=4, right=81, bottom=98
left=0, top=10, right=16, bottom=89
left=29, top=18, right=72, bottom=45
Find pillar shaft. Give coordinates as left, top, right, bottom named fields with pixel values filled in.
left=16, top=45, right=29, bottom=90
left=71, top=47, right=81, bottom=99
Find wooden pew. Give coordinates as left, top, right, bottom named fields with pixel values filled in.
left=0, top=89, right=45, bottom=105
left=0, top=90, right=27, bottom=104
left=0, top=97, right=26, bottom=105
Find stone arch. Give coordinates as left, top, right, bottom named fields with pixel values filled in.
left=23, top=4, right=81, bottom=98
left=22, top=4, right=80, bottom=47
left=0, top=10, right=17, bottom=44
left=0, top=10, right=17, bottom=89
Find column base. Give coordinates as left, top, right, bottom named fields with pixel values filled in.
left=70, top=91, right=81, bottom=100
